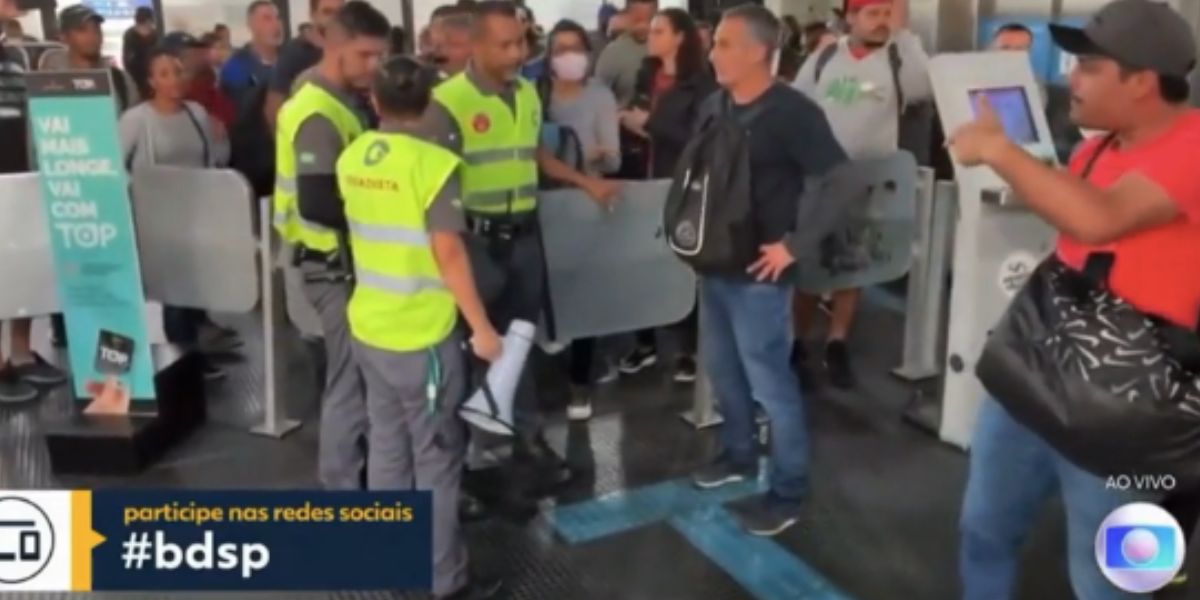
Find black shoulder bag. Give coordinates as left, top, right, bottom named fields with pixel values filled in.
left=977, top=135, right=1200, bottom=484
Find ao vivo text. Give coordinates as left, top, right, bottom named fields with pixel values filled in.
left=1105, top=474, right=1177, bottom=491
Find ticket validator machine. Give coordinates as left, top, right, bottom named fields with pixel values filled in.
left=929, top=52, right=1061, bottom=448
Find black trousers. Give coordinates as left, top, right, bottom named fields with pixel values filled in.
left=462, top=224, right=546, bottom=439
left=632, top=304, right=698, bottom=356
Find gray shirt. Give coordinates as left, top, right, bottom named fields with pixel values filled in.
left=793, top=31, right=932, bottom=159
left=119, top=100, right=229, bottom=169
left=547, top=80, right=620, bottom=175
left=594, top=34, right=647, bottom=107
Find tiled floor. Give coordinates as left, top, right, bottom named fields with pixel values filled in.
left=0, top=296, right=1175, bottom=600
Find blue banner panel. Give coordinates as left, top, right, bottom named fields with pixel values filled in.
left=88, top=491, right=433, bottom=591
left=25, top=70, right=156, bottom=410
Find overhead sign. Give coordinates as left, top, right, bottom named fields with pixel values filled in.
left=82, top=0, right=154, bottom=21
left=25, top=70, right=156, bottom=414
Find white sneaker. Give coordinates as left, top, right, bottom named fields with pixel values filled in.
left=567, top=395, right=593, bottom=421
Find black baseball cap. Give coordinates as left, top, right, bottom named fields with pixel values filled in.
left=1050, top=0, right=1197, bottom=78
left=58, top=5, right=104, bottom=32
left=159, top=31, right=208, bottom=53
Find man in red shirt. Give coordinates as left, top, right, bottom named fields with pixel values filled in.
left=163, top=31, right=235, bottom=127
left=949, top=1, right=1200, bottom=598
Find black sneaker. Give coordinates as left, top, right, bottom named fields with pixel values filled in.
left=618, top=346, right=657, bottom=374
left=824, top=340, right=856, bottom=390
left=692, top=456, right=757, bottom=490
left=0, top=363, right=38, bottom=403
left=733, top=496, right=800, bottom=537
left=514, top=436, right=573, bottom=490
left=673, top=355, right=697, bottom=383
left=13, top=353, right=67, bottom=386
left=436, top=578, right=503, bottom=600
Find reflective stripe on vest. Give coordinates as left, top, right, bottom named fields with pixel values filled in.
left=433, top=73, right=541, bottom=215
left=273, top=82, right=364, bottom=252
left=338, top=130, right=463, bottom=353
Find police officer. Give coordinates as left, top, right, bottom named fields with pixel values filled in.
left=273, top=0, right=388, bottom=490
left=424, top=0, right=619, bottom=490
left=340, top=56, right=503, bottom=600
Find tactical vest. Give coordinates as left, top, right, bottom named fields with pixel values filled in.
left=273, top=82, right=364, bottom=251
left=433, top=73, right=541, bottom=215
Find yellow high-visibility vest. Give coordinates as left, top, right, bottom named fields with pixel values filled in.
left=433, top=73, right=541, bottom=215
left=273, top=82, right=365, bottom=251
left=338, top=130, right=462, bottom=352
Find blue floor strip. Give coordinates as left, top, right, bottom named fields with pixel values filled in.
left=670, top=506, right=854, bottom=600
left=549, top=477, right=766, bottom=544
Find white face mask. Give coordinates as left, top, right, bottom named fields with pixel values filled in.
left=551, top=51, right=589, bottom=82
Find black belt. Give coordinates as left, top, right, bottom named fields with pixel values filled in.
left=466, top=213, right=537, bottom=239
left=292, top=246, right=338, bottom=267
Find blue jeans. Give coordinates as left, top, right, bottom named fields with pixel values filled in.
left=960, top=398, right=1162, bottom=600
left=699, top=277, right=808, bottom=508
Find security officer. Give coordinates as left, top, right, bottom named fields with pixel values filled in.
left=273, top=0, right=388, bottom=490
left=424, top=0, right=619, bottom=491
left=341, top=56, right=503, bottom=600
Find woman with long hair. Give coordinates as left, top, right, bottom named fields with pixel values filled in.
left=537, top=19, right=622, bottom=421
left=617, top=7, right=714, bottom=383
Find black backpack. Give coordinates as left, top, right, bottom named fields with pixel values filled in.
left=663, top=92, right=763, bottom=273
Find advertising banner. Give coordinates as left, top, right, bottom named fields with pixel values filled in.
left=25, top=70, right=156, bottom=414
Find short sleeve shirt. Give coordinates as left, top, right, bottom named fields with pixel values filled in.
left=1057, top=110, right=1200, bottom=329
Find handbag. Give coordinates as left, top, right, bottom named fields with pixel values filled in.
left=976, top=136, right=1200, bottom=484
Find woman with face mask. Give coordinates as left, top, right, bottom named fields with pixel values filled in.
left=537, top=19, right=623, bottom=421
left=541, top=20, right=621, bottom=177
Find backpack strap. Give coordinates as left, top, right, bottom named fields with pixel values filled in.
left=180, top=103, right=212, bottom=167
left=109, top=66, right=130, bottom=114
left=812, top=43, right=839, bottom=84
left=887, top=43, right=904, bottom=117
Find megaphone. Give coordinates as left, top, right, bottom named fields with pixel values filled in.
left=459, top=320, right=536, bottom=436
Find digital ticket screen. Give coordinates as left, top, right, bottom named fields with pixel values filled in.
left=968, top=86, right=1040, bottom=145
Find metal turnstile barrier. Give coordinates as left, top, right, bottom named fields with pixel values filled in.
left=254, top=197, right=303, bottom=439
left=893, top=172, right=955, bottom=381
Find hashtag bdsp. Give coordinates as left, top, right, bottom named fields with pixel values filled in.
left=122, top=531, right=270, bottom=579
left=123, top=501, right=417, bottom=526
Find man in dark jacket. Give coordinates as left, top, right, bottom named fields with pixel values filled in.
left=122, top=7, right=157, bottom=97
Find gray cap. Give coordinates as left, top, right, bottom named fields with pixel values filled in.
left=1050, top=0, right=1197, bottom=78
left=58, top=5, right=104, bottom=32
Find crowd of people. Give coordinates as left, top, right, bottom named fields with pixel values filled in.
left=2, top=0, right=1200, bottom=598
